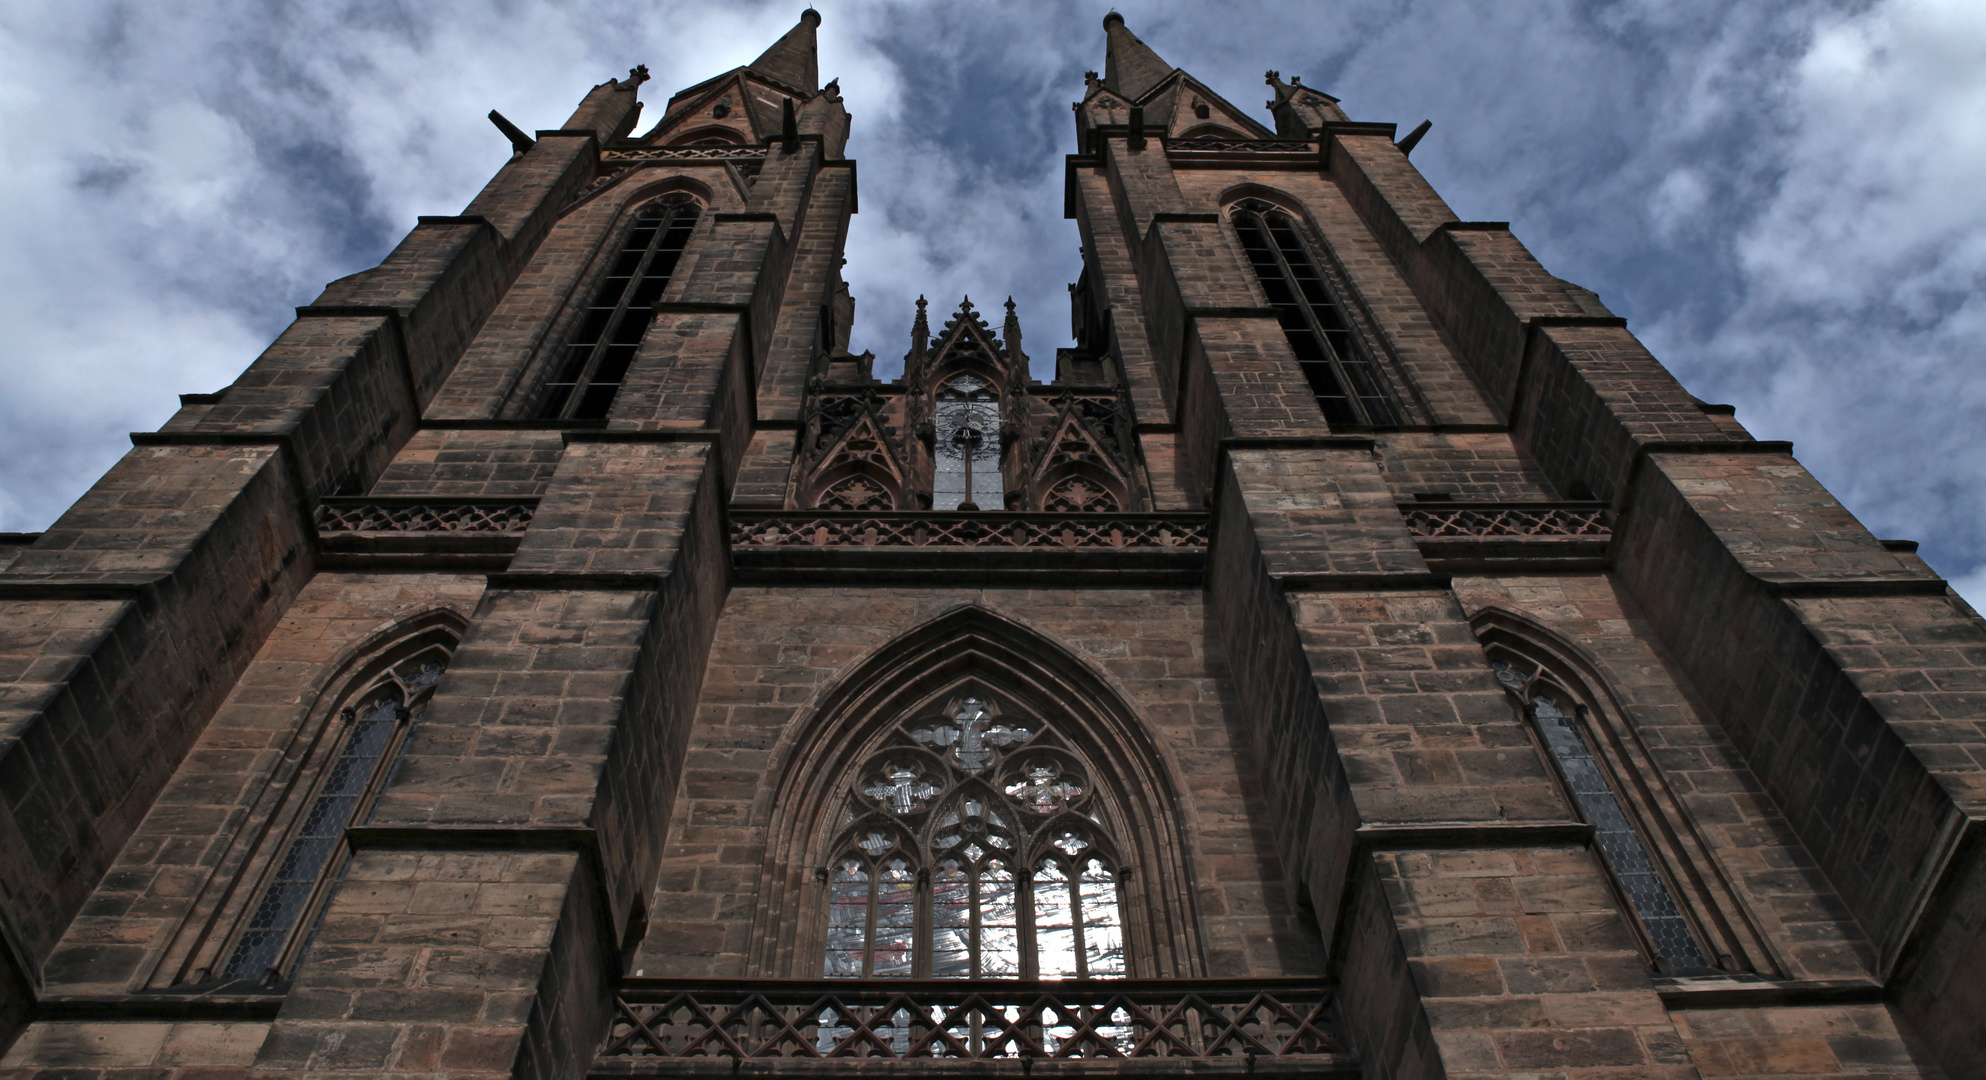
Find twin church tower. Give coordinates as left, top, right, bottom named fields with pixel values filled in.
left=1, top=11, right=1980, bottom=1080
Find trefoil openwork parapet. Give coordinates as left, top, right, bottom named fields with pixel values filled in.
left=315, top=497, right=538, bottom=535
left=1163, top=137, right=1315, bottom=154
left=600, top=978, right=1349, bottom=1073
left=602, top=146, right=773, bottom=164
left=1400, top=504, right=1611, bottom=540
left=730, top=513, right=1208, bottom=551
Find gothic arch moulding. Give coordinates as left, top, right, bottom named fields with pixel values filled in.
left=144, top=609, right=470, bottom=989
left=747, top=607, right=1206, bottom=979
left=1470, top=606, right=1780, bottom=977
left=668, top=125, right=748, bottom=146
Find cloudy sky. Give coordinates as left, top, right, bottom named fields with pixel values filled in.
left=1, top=0, right=1983, bottom=602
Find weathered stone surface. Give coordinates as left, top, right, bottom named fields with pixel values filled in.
left=2, top=13, right=1976, bottom=1080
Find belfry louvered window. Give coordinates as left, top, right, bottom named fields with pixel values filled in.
left=823, top=694, right=1127, bottom=979
left=1229, top=200, right=1399, bottom=427
left=535, top=196, right=701, bottom=420
left=1490, top=657, right=1713, bottom=974
left=218, top=645, right=452, bottom=983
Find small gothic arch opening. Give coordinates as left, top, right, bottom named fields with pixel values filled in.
left=195, top=617, right=465, bottom=986
left=749, top=608, right=1204, bottom=980
left=1473, top=609, right=1778, bottom=978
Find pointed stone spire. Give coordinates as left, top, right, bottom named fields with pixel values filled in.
left=911, top=294, right=930, bottom=361
left=1101, top=12, right=1174, bottom=102
left=1002, top=297, right=1024, bottom=361
left=749, top=8, right=821, bottom=93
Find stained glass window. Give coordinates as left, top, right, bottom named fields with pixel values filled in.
left=1491, top=658, right=1711, bottom=973
left=933, top=376, right=1003, bottom=511
left=822, top=693, right=1126, bottom=979
left=1229, top=200, right=1399, bottom=428
left=218, top=649, right=450, bottom=983
left=535, top=197, right=700, bottom=420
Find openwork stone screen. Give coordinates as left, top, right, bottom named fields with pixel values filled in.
left=823, top=695, right=1126, bottom=980
left=602, top=979, right=1347, bottom=1067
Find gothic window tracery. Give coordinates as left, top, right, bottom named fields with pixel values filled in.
left=1489, top=655, right=1712, bottom=974
left=822, top=694, right=1126, bottom=979
left=933, top=376, right=1004, bottom=511
left=219, top=641, right=454, bottom=983
left=535, top=194, right=701, bottom=420
left=795, top=393, right=909, bottom=511
left=1228, top=199, right=1399, bottom=428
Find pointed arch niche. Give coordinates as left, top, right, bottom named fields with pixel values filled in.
left=1472, top=608, right=1779, bottom=978
left=749, top=608, right=1204, bottom=980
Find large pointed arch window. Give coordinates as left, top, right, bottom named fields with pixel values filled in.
left=1490, top=656, right=1712, bottom=974
left=823, top=694, right=1126, bottom=979
left=217, top=642, right=454, bottom=983
left=1229, top=199, right=1399, bottom=428
left=932, top=376, right=1003, bottom=511
left=535, top=195, right=701, bottom=420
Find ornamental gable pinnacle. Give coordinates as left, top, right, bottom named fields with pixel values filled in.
left=1101, top=12, right=1175, bottom=102
left=749, top=8, right=822, bottom=93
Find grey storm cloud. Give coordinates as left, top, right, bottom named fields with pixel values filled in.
left=2, top=0, right=1983, bottom=602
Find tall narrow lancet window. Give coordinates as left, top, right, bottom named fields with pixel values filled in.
left=219, top=645, right=453, bottom=983
left=535, top=196, right=701, bottom=420
left=933, top=376, right=1003, bottom=511
left=822, top=694, right=1126, bottom=979
left=1491, top=657, right=1711, bottom=973
left=1229, top=200, right=1399, bottom=428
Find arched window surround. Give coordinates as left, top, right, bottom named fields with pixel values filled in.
left=1220, top=190, right=1421, bottom=429
left=748, top=608, right=1206, bottom=980
left=153, top=615, right=467, bottom=988
left=528, top=191, right=706, bottom=421
left=1472, top=609, right=1780, bottom=978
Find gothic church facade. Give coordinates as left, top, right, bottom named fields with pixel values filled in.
left=1, top=11, right=1982, bottom=1080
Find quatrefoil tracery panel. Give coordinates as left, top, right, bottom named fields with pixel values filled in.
left=824, top=693, right=1125, bottom=980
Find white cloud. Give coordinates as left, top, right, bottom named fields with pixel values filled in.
left=0, top=0, right=1981, bottom=614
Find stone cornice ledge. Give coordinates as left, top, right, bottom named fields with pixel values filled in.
left=345, top=824, right=600, bottom=852
left=1277, top=572, right=1452, bottom=593
left=561, top=428, right=721, bottom=445
left=1354, top=821, right=1592, bottom=849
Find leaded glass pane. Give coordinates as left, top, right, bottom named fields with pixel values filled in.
left=824, top=859, right=870, bottom=977
left=1530, top=694, right=1709, bottom=971
left=1034, top=862, right=1080, bottom=979
left=978, top=862, right=1021, bottom=976
left=932, top=861, right=971, bottom=978
left=221, top=698, right=402, bottom=982
left=821, top=692, right=1128, bottom=980
left=1078, top=859, right=1125, bottom=977
left=873, top=859, right=917, bottom=977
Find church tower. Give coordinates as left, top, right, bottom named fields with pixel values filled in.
left=1, top=11, right=1982, bottom=1080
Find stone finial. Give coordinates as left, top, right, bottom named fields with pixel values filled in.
left=626, top=64, right=651, bottom=87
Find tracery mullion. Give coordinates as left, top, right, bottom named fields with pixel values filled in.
left=1263, top=213, right=1387, bottom=427
left=1233, top=204, right=1398, bottom=428
left=824, top=693, right=1127, bottom=981
left=539, top=202, right=698, bottom=420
